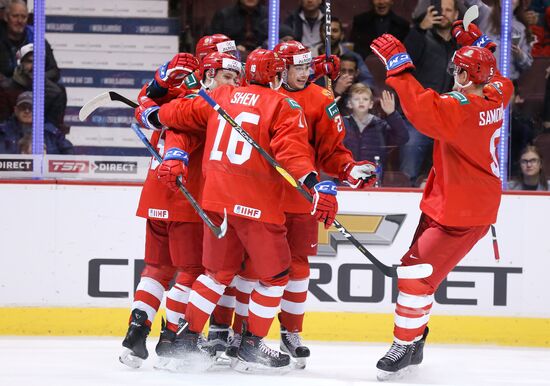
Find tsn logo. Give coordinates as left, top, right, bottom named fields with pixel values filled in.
left=49, top=160, right=89, bottom=173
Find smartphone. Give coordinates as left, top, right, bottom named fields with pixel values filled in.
left=512, top=33, right=521, bottom=46
left=431, top=0, right=442, bottom=15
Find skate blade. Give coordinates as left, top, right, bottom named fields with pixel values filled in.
left=376, top=366, right=411, bottom=382
left=119, top=348, right=144, bottom=369
left=153, top=356, right=172, bottom=371
left=231, top=357, right=292, bottom=374
left=211, top=351, right=232, bottom=366
left=156, top=352, right=214, bottom=373
left=290, top=357, right=307, bottom=370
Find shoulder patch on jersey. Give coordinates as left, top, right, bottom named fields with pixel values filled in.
left=325, top=101, right=340, bottom=119
left=488, top=82, right=503, bottom=95
left=285, top=98, right=302, bottom=109
left=184, top=73, right=199, bottom=89
left=444, top=91, right=470, bottom=105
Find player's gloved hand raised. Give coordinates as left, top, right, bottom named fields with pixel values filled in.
left=370, top=34, right=415, bottom=77
left=311, top=181, right=338, bottom=229
left=154, top=53, right=200, bottom=89
left=311, top=54, right=341, bottom=81
left=340, top=161, right=377, bottom=189
left=157, top=148, right=189, bottom=192
left=451, top=21, right=496, bottom=52
left=135, top=96, right=162, bottom=131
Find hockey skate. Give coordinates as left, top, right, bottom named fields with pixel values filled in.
left=280, top=325, right=310, bottom=369
left=153, top=318, right=177, bottom=370
left=156, top=318, right=215, bottom=372
left=411, top=327, right=429, bottom=366
left=225, top=332, right=241, bottom=367
left=231, top=330, right=291, bottom=374
left=119, top=309, right=150, bottom=368
left=204, top=319, right=233, bottom=366
left=376, top=341, right=414, bottom=381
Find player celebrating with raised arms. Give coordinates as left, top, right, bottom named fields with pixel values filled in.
left=119, top=49, right=242, bottom=369
left=368, top=20, right=512, bottom=380
left=134, top=48, right=338, bottom=373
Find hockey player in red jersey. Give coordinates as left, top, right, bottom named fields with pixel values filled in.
left=219, top=40, right=378, bottom=369
left=369, top=21, right=513, bottom=380
left=119, top=51, right=242, bottom=368
left=134, top=48, right=339, bottom=372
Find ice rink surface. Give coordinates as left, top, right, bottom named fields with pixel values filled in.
left=1, top=337, right=549, bottom=386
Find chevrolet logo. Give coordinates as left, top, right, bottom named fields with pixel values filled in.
left=316, top=213, right=406, bottom=257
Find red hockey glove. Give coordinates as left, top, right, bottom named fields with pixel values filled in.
left=311, top=54, right=341, bottom=81
left=340, top=161, right=377, bottom=189
left=311, top=181, right=338, bottom=229
left=370, top=34, right=415, bottom=77
left=134, top=96, right=162, bottom=131
left=154, top=53, right=199, bottom=89
left=157, top=148, right=189, bottom=192
left=451, top=21, right=497, bottom=52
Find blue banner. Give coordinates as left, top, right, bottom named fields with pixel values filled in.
left=61, top=69, right=152, bottom=88
left=65, top=107, right=134, bottom=127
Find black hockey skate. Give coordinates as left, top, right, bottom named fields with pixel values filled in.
left=280, top=325, right=310, bottom=369
left=119, top=309, right=150, bottom=368
left=411, top=326, right=429, bottom=366
left=204, top=318, right=233, bottom=365
left=225, top=332, right=241, bottom=360
left=158, top=318, right=214, bottom=372
left=376, top=341, right=414, bottom=381
left=232, top=330, right=291, bottom=374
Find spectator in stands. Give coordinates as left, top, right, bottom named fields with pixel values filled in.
left=0, top=0, right=7, bottom=20
left=350, top=0, right=410, bottom=59
left=0, top=43, right=67, bottom=130
left=0, top=91, right=73, bottom=154
left=544, top=66, right=550, bottom=129
left=463, top=0, right=533, bottom=80
left=399, top=0, right=459, bottom=186
left=526, top=0, right=550, bottom=26
left=209, top=0, right=267, bottom=56
left=510, top=82, right=537, bottom=176
left=0, top=0, right=60, bottom=81
left=312, top=17, right=376, bottom=90
left=332, top=53, right=360, bottom=115
left=508, top=145, right=548, bottom=190
left=343, top=83, right=408, bottom=179
left=531, top=6, right=550, bottom=56
left=284, top=0, right=324, bottom=49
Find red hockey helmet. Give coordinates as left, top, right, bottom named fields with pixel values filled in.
left=199, top=52, right=243, bottom=79
left=449, top=46, right=496, bottom=85
left=273, top=40, right=312, bottom=67
left=245, top=48, right=285, bottom=85
left=195, top=34, right=237, bottom=62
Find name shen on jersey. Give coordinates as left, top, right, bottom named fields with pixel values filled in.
left=231, top=92, right=259, bottom=107
left=479, top=104, right=504, bottom=126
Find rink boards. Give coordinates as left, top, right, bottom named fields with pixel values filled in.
left=0, top=182, right=548, bottom=347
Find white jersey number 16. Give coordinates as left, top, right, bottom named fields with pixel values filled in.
left=210, top=112, right=258, bottom=165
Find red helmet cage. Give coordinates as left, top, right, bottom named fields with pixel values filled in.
left=199, top=52, right=242, bottom=79
left=451, top=46, right=496, bottom=85
left=245, top=48, right=286, bottom=85
left=273, top=40, right=312, bottom=67
left=195, top=34, right=236, bottom=62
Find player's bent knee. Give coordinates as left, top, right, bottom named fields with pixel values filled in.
left=397, top=278, right=435, bottom=296
left=207, top=269, right=237, bottom=287
left=290, top=256, right=310, bottom=279
left=261, top=270, right=289, bottom=287
left=174, top=269, right=202, bottom=287
left=141, top=264, right=176, bottom=289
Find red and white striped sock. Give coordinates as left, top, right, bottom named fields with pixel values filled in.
left=131, top=276, right=165, bottom=326
left=212, top=283, right=236, bottom=326
left=393, top=291, right=434, bottom=344
left=232, top=276, right=257, bottom=334
left=248, top=283, right=285, bottom=337
left=279, top=277, right=309, bottom=332
left=165, top=283, right=191, bottom=332
left=185, top=274, right=226, bottom=333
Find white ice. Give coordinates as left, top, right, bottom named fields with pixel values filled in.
left=1, top=337, right=549, bottom=386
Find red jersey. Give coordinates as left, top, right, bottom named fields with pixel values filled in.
left=279, top=83, right=353, bottom=213
left=387, top=72, right=513, bottom=226
left=136, top=86, right=205, bottom=222
left=158, top=84, right=316, bottom=224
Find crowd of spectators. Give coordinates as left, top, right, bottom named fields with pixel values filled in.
left=0, top=0, right=548, bottom=191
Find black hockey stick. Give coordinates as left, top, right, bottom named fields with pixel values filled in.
left=79, top=92, right=227, bottom=239
left=197, top=89, right=432, bottom=279
left=324, top=0, right=333, bottom=93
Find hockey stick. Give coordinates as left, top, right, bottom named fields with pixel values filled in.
left=463, top=5, right=479, bottom=31
left=197, top=88, right=432, bottom=279
left=324, top=0, right=333, bottom=93
left=79, top=91, right=227, bottom=239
